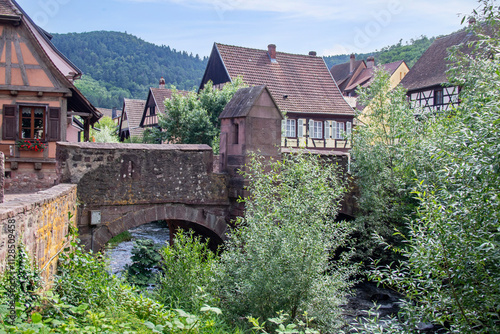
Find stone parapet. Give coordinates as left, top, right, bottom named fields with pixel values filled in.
left=0, top=184, right=77, bottom=285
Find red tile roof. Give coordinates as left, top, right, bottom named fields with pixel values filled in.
left=151, top=88, right=189, bottom=113
left=330, top=59, right=365, bottom=90
left=343, top=60, right=406, bottom=92
left=214, top=43, right=353, bottom=115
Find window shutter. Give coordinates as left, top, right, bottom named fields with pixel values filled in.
left=324, top=121, right=330, bottom=139
left=332, top=121, right=337, bottom=139
left=2, top=105, right=17, bottom=140
left=281, top=119, right=286, bottom=137
left=47, top=107, right=61, bottom=141
left=346, top=121, right=352, bottom=135
left=297, top=119, right=303, bottom=137
left=308, top=119, right=314, bottom=137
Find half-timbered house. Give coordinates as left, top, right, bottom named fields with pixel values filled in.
left=400, top=30, right=474, bottom=113
left=200, top=43, right=354, bottom=155
left=118, top=98, right=146, bottom=141
left=139, top=77, right=189, bottom=130
left=0, top=0, right=101, bottom=192
left=331, top=54, right=409, bottom=110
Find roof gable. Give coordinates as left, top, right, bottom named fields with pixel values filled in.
left=121, top=98, right=146, bottom=138
left=205, top=43, right=353, bottom=115
left=400, top=30, right=473, bottom=91
left=219, top=85, right=282, bottom=119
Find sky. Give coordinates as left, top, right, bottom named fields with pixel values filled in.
left=16, top=0, right=482, bottom=58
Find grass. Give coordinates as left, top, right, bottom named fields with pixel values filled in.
left=108, top=230, right=133, bottom=245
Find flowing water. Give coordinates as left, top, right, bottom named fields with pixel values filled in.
left=104, top=221, right=170, bottom=276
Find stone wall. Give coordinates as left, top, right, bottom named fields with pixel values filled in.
left=57, top=143, right=228, bottom=206
left=0, top=184, right=77, bottom=284
left=4, top=161, right=59, bottom=194
left=56, top=143, right=230, bottom=251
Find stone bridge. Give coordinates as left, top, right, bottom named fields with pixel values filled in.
left=57, top=143, right=232, bottom=251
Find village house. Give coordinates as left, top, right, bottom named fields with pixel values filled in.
left=200, top=43, right=354, bottom=155
left=0, top=0, right=101, bottom=193
left=400, top=29, right=476, bottom=113
left=138, top=77, right=189, bottom=132
left=118, top=98, right=146, bottom=141
left=330, top=54, right=409, bottom=110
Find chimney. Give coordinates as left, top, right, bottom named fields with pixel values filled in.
left=159, top=76, right=166, bottom=88
left=268, top=44, right=277, bottom=63
left=367, top=56, right=375, bottom=69
left=350, top=53, right=355, bottom=72
left=308, top=51, right=317, bottom=56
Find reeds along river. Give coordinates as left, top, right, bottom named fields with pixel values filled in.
left=104, top=220, right=170, bottom=276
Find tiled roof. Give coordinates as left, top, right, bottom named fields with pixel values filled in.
left=0, top=0, right=20, bottom=19
left=215, top=43, right=353, bottom=115
left=220, top=85, right=282, bottom=119
left=151, top=88, right=189, bottom=113
left=344, top=61, right=404, bottom=92
left=330, top=59, right=364, bottom=88
left=123, top=99, right=146, bottom=138
left=400, top=30, right=473, bottom=91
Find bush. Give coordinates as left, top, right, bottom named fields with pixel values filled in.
left=357, top=4, right=500, bottom=332
left=154, top=230, right=218, bottom=313
left=125, top=238, right=162, bottom=287
left=217, top=152, right=358, bottom=331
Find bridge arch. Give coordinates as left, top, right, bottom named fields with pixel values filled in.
left=86, top=203, right=228, bottom=252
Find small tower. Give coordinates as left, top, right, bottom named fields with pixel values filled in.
left=219, top=85, right=283, bottom=218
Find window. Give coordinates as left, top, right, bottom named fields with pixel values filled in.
left=335, top=122, right=345, bottom=139
left=297, top=119, right=304, bottom=137
left=20, top=106, right=45, bottom=140
left=232, top=123, right=239, bottom=144
left=286, top=119, right=296, bottom=137
left=346, top=121, right=352, bottom=136
left=434, top=89, right=443, bottom=106
left=309, top=120, right=322, bottom=139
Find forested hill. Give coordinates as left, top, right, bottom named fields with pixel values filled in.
left=51, top=31, right=208, bottom=109
left=323, top=35, right=436, bottom=69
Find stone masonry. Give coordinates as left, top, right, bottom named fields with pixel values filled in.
left=56, top=142, right=230, bottom=251
left=0, top=184, right=77, bottom=285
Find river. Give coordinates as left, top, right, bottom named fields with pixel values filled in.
left=104, top=221, right=170, bottom=276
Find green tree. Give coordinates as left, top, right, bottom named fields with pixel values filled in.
left=91, top=116, right=120, bottom=143
left=351, top=66, right=427, bottom=264
left=355, top=4, right=500, bottom=332
left=217, top=153, right=358, bottom=331
left=150, top=78, right=246, bottom=147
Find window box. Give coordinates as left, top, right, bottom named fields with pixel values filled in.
left=16, top=139, right=46, bottom=152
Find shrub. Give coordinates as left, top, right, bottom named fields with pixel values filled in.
left=217, top=152, right=358, bottom=331
left=154, top=230, right=218, bottom=313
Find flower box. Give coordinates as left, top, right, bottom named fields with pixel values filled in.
left=16, top=139, right=46, bottom=152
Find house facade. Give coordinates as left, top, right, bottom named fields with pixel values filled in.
left=118, top=98, right=146, bottom=141
left=139, top=78, right=189, bottom=130
left=400, top=30, right=475, bottom=113
left=200, top=43, right=355, bottom=155
left=331, top=54, right=409, bottom=110
left=0, top=0, right=101, bottom=192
